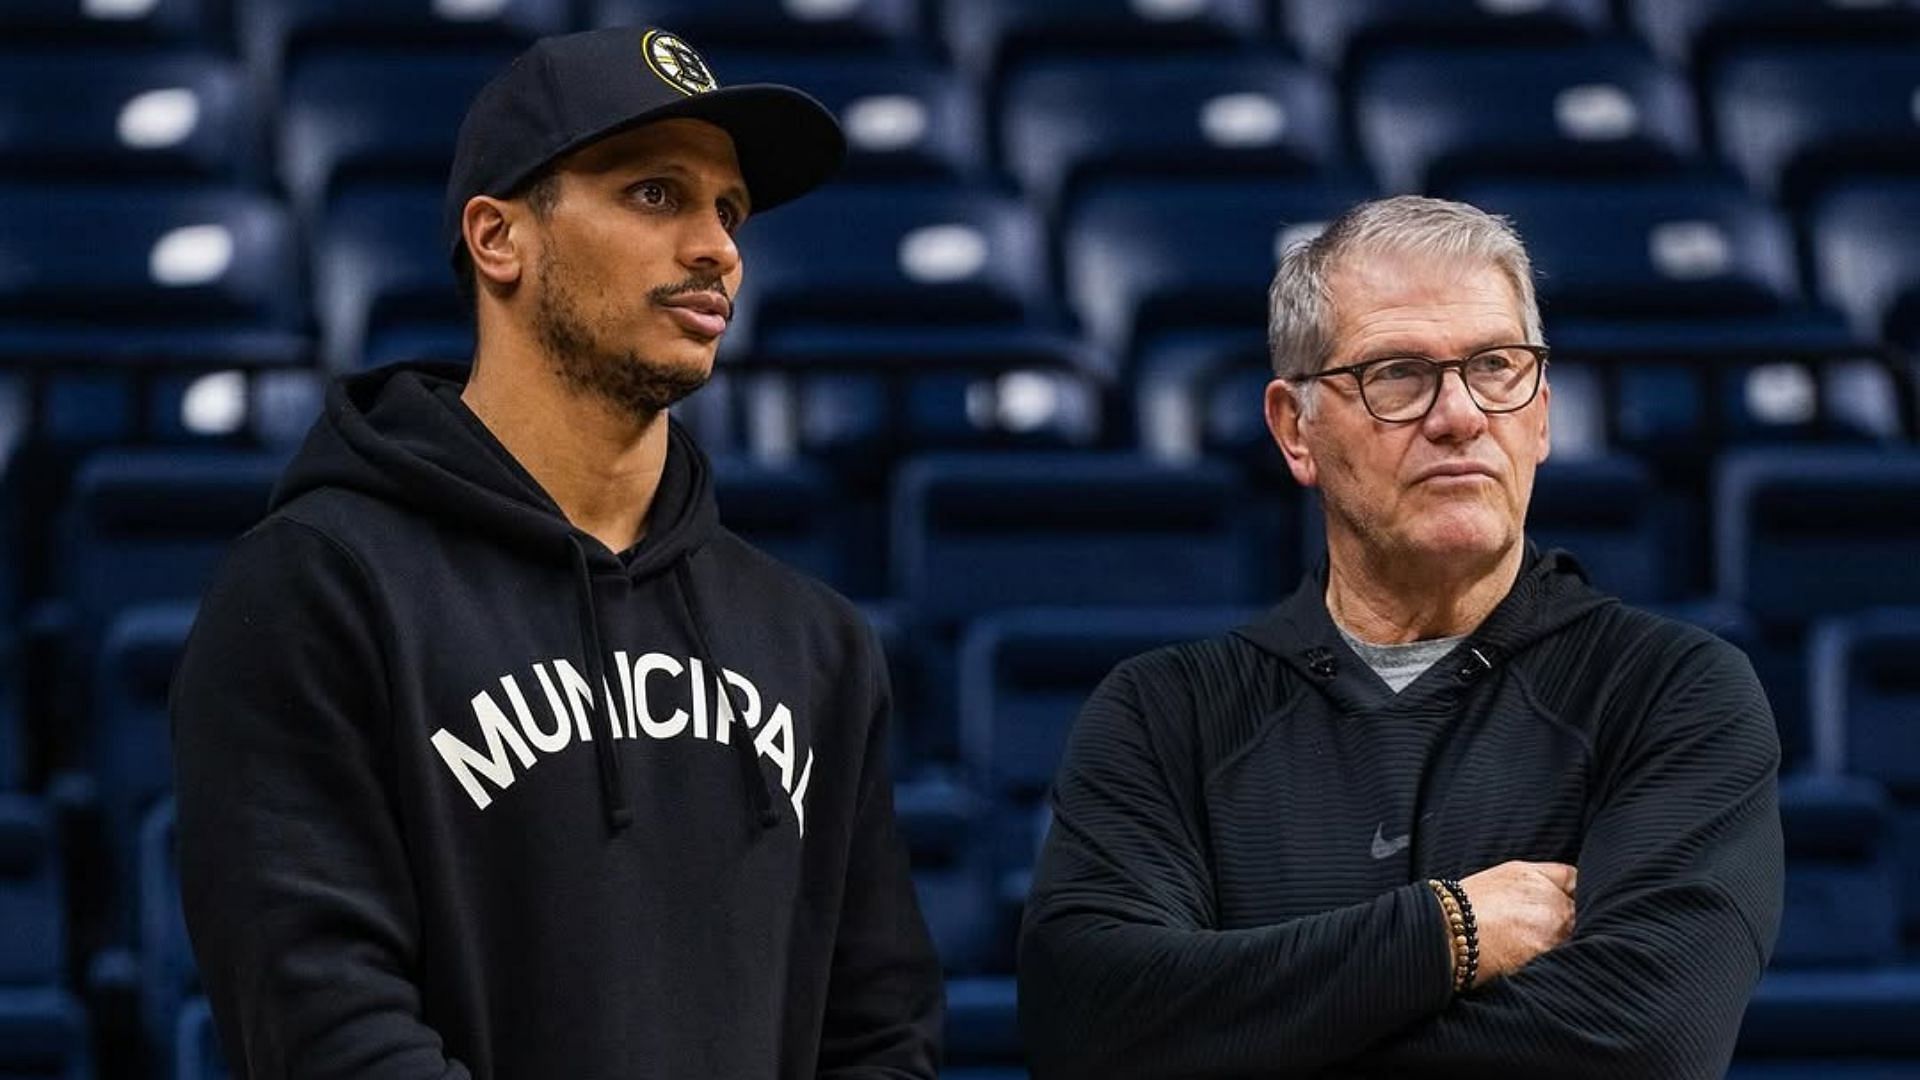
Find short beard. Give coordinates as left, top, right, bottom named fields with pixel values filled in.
left=531, top=248, right=712, bottom=421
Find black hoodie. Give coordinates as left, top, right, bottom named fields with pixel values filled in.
left=171, top=363, right=943, bottom=1079
left=1019, top=550, right=1783, bottom=1079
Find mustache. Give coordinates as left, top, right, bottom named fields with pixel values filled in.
left=648, top=275, right=730, bottom=304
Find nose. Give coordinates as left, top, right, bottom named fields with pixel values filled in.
left=1421, top=366, right=1488, bottom=442
left=679, top=212, right=741, bottom=278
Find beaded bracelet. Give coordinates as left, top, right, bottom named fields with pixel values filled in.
left=1436, top=877, right=1480, bottom=992
left=1425, top=880, right=1471, bottom=994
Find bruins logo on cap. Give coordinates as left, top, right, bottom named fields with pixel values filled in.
left=641, top=30, right=718, bottom=96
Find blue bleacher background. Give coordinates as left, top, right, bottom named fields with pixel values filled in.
left=0, top=1, right=1917, bottom=1076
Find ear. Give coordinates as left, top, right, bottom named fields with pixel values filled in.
left=1534, top=377, right=1552, bottom=466
left=1265, top=378, right=1319, bottom=489
left=463, top=195, right=529, bottom=291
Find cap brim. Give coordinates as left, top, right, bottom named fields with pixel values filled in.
left=574, top=84, right=846, bottom=217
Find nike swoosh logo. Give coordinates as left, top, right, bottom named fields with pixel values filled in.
left=1371, top=824, right=1411, bottom=860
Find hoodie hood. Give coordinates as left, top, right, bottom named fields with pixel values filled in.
left=273, top=361, right=774, bottom=833
left=1236, top=545, right=1618, bottom=712
left=274, top=361, right=716, bottom=576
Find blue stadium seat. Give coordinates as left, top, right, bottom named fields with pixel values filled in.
left=1810, top=609, right=1920, bottom=939
left=174, top=996, right=227, bottom=1080
left=1712, top=46, right=1920, bottom=206
left=734, top=337, right=1103, bottom=470
left=1283, top=0, right=1611, bottom=71
left=709, top=55, right=982, bottom=183
left=727, top=184, right=1051, bottom=354
left=93, top=604, right=194, bottom=941
left=0, top=53, right=256, bottom=184
left=593, top=0, right=919, bottom=50
left=139, top=801, right=199, bottom=1074
left=893, top=774, right=993, bottom=974
left=0, top=187, right=307, bottom=367
left=1131, top=332, right=1275, bottom=465
left=942, top=0, right=1265, bottom=85
left=710, top=457, right=842, bottom=588
left=56, top=451, right=280, bottom=690
left=1727, top=1061, right=1920, bottom=1080
left=1526, top=457, right=1667, bottom=603
left=1628, top=0, right=1920, bottom=70
left=1812, top=179, right=1920, bottom=352
left=1739, top=967, right=1920, bottom=1058
left=957, top=605, right=1260, bottom=963
left=1000, top=55, right=1339, bottom=215
left=1354, top=44, right=1696, bottom=194
left=891, top=455, right=1259, bottom=626
left=314, top=186, right=469, bottom=371
left=0, top=794, right=90, bottom=1080
left=243, top=0, right=568, bottom=91
left=1773, top=773, right=1900, bottom=967
left=944, top=976, right=1020, bottom=1067
left=279, top=52, right=505, bottom=225
left=1715, top=449, right=1920, bottom=630
left=1061, top=179, right=1367, bottom=365
left=0, top=0, right=214, bottom=46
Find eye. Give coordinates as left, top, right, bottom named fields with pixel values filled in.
left=1371, top=359, right=1429, bottom=383
left=632, top=180, right=670, bottom=208
left=1468, top=350, right=1515, bottom=373
left=718, top=200, right=742, bottom=231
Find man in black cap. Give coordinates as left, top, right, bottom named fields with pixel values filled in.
left=171, top=27, right=942, bottom=1078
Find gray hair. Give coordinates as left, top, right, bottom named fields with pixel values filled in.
left=1267, top=195, right=1544, bottom=412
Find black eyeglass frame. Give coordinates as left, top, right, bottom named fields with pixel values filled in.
left=1289, top=344, right=1551, bottom=424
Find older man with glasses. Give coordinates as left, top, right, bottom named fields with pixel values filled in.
left=1018, top=195, right=1782, bottom=1079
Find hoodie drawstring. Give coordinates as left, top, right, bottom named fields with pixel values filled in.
left=674, top=559, right=782, bottom=831
left=569, top=536, right=635, bottom=834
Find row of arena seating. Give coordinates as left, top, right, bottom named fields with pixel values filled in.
left=10, top=27, right=1920, bottom=205
left=7, top=0, right=1920, bottom=76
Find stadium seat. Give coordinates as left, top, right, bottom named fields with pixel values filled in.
left=0, top=52, right=257, bottom=184
left=1628, top=0, right=1920, bottom=71
left=1132, top=332, right=1275, bottom=466
left=1715, top=449, right=1920, bottom=630
left=0, top=794, right=90, bottom=1080
left=54, top=450, right=280, bottom=715
left=139, top=801, right=199, bottom=1074
left=174, top=996, right=227, bottom=1080
left=1738, top=967, right=1920, bottom=1058
left=942, top=0, right=1265, bottom=86
left=1283, top=0, right=1611, bottom=72
left=708, top=55, right=983, bottom=183
left=1525, top=456, right=1667, bottom=603
left=1810, top=609, right=1920, bottom=938
left=891, top=455, right=1260, bottom=626
left=894, top=773, right=993, bottom=973
left=1000, top=55, right=1339, bottom=216
left=1811, top=179, right=1920, bottom=352
left=279, top=52, right=505, bottom=225
left=710, top=457, right=842, bottom=589
left=242, top=0, right=567, bottom=92
left=1354, top=43, right=1696, bottom=195
left=593, top=0, right=919, bottom=50
left=0, top=186, right=307, bottom=367
left=944, top=976, right=1020, bottom=1067
left=92, top=603, right=194, bottom=940
left=957, top=605, right=1261, bottom=962
left=1773, top=773, right=1900, bottom=967
left=1060, top=179, right=1368, bottom=365
left=0, top=0, right=214, bottom=46
left=313, top=186, right=469, bottom=371
left=1712, top=46, right=1920, bottom=206
left=727, top=184, right=1052, bottom=354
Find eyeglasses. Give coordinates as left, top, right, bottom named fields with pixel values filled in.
left=1291, top=344, right=1549, bottom=424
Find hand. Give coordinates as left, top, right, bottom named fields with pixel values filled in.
left=1455, top=861, right=1576, bottom=987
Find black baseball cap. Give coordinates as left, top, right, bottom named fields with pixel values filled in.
left=443, top=26, right=845, bottom=264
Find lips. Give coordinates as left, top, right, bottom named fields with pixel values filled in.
left=658, top=291, right=731, bottom=339
left=1414, top=462, right=1498, bottom=484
